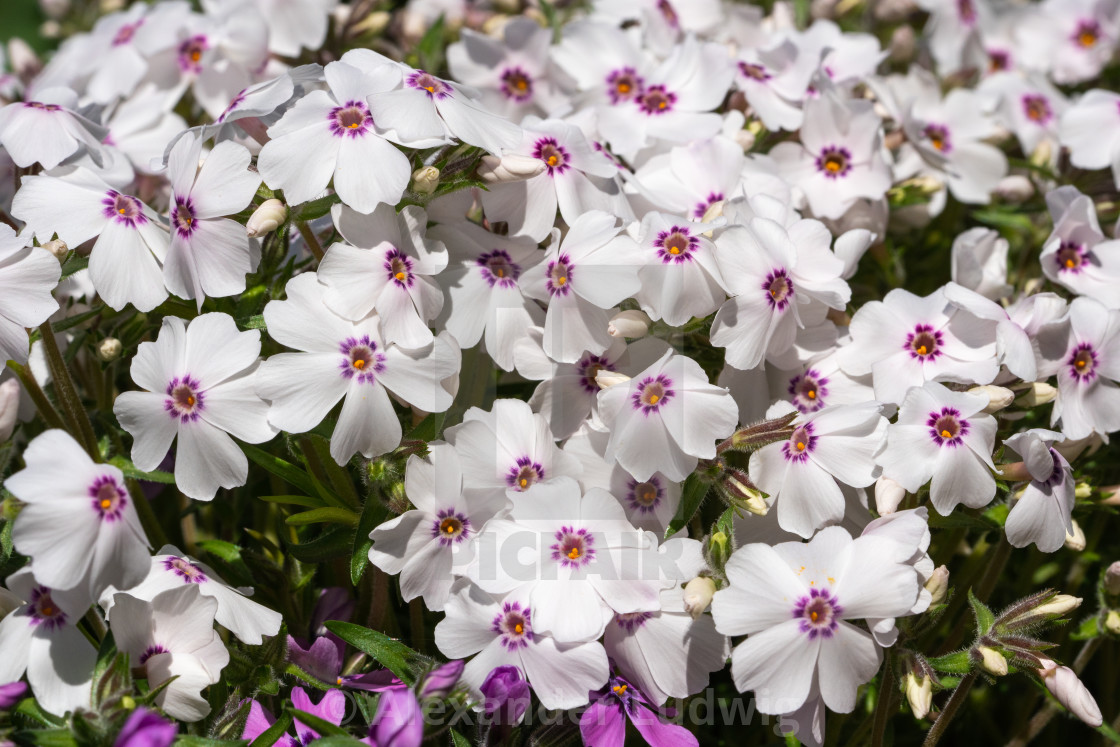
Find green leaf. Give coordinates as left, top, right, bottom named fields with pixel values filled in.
left=451, top=731, right=472, bottom=747
left=407, top=411, right=445, bottom=442
left=108, top=456, right=177, bottom=484
left=174, top=738, right=248, bottom=747
left=14, top=728, right=78, bottom=747
left=416, top=14, right=446, bottom=74
left=51, top=305, right=109, bottom=334
left=91, top=633, right=131, bottom=710
left=665, top=472, right=710, bottom=538
left=259, top=494, right=324, bottom=509
left=1096, top=721, right=1120, bottom=742
left=305, top=739, right=366, bottom=747
left=60, top=254, right=89, bottom=279
left=240, top=314, right=267, bottom=331
left=325, top=621, right=416, bottom=684
left=295, top=194, right=341, bottom=222
left=285, top=507, right=360, bottom=527
left=242, top=443, right=319, bottom=496
left=926, top=651, right=973, bottom=675
left=14, top=697, right=65, bottom=727
left=968, top=589, right=996, bottom=635
left=196, top=540, right=255, bottom=588
left=286, top=525, right=355, bottom=563
left=249, top=710, right=293, bottom=747
left=351, top=494, right=387, bottom=585
left=286, top=707, right=351, bottom=738
left=1069, top=614, right=1101, bottom=641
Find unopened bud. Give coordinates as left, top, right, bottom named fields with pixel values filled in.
left=875, top=476, right=907, bottom=515
left=995, top=175, right=1034, bottom=203
left=42, top=239, right=68, bottom=261
left=411, top=166, right=440, bottom=195
left=1105, top=610, right=1120, bottom=635
left=905, top=673, right=933, bottom=719
left=708, top=531, right=731, bottom=567
left=477, top=154, right=547, bottom=184
left=246, top=199, right=288, bottom=237
left=1065, top=520, right=1086, bottom=551
left=0, top=378, right=19, bottom=443
left=970, top=385, right=1014, bottom=413
left=1104, top=561, right=1120, bottom=595
left=607, top=309, right=650, bottom=339
left=1030, top=140, right=1053, bottom=168
left=1033, top=595, right=1081, bottom=617
left=96, top=338, right=122, bottom=362
left=925, top=565, right=949, bottom=605
left=732, top=129, right=755, bottom=152
left=977, top=646, right=1008, bottom=676
left=1037, top=659, right=1102, bottom=726
left=701, top=200, right=725, bottom=224
left=888, top=25, right=916, bottom=62
left=1015, top=382, right=1057, bottom=407
left=39, top=20, right=61, bottom=39
left=8, top=39, right=40, bottom=81
left=996, top=462, right=1032, bottom=482
left=1074, top=482, right=1092, bottom=499
left=351, top=10, right=390, bottom=36
left=120, top=694, right=136, bottom=710
left=720, top=473, right=768, bottom=515
left=38, top=0, right=69, bottom=20
left=595, top=370, right=630, bottom=390
left=683, top=577, right=717, bottom=619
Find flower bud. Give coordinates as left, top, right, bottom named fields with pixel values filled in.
left=683, top=577, right=717, bottom=619
left=419, top=659, right=464, bottom=699
left=888, top=25, right=916, bottom=62
left=720, top=473, right=768, bottom=515
left=607, top=309, right=650, bottom=339
left=1037, top=659, right=1102, bottom=727
left=480, top=666, right=530, bottom=725
left=700, top=200, right=725, bottom=224
left=42, top=239, right=68, bottom=261
left=8, top=38, right=41, bottom=81
left=995, top=175, right=1034, bottom=203
left=1032, top=595, right=1081, bottom=617
left=595, top=370, right=630, bottom=389
left=1105, top=610, right=1120, bottom=635
left=411, top=166, right=440, bottom=195
left=732, top=129, right=755, bottom=152
left=904, top=673, right=932, bottom=719
left=875, top=476, right=907, bottom=515
left=0, top=681, right=27, bottom=710
left=97, top=337, right=123, bottom=362
left=1074, top=482, right=1092, bottom=499
left=970, top=385, right=1014, bottom=413
left=996, top=462, right=1032, bottom=482
left=1015, top=382, right=1057, bottom=407
left=925, top=565, right=949, bottom=605
left=1104, top=561, right=1120, bottom=595
left=477, top=154, right=547, bottom=184
left=38, top=0, right=70, bottom=20
left=351, top=10, right=390, bottom=36
left=0, top=378, right=19, bottom=444
left=1065, top=520, right=1086, bottom=552
left=1030, top=140, right=1053, bottom=168
left=246, top=199, right=288, bottom=237
left=977, top=646, right=1008, bottom=676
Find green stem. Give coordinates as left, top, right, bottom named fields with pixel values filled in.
left=923, top=672, right=977, bottom=747
left=409, top=598, right=427, bottom=654
left=38, top=321, right=99, bottom=461
left=871, top=650, right=897, bottom=747
left=296, top=221, right=325, bottom=261
left=127, top=478, right=170, bottom=549
left=5, top=360, right=65, bottom=430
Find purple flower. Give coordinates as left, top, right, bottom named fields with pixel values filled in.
left=0, top=682, right=27, bottom=709
left=418, top=660, right=464, bottom=700
left=242, top=688, right=346, bottom=747
left=113, top=708, right=177, bottom=747
left=288, top=589, right=355, bottom=684
left=365, top=688, right=423, bottom=747
left=580, top=677, right=697, bottom=747
left=479, top=667, right=530, bottom=726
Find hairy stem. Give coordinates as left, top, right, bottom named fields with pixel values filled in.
left=6, top=360, right=65, bottom=431
left=38, top=321, right=100, bottom=461
left=922, top=672, right=977, bottom=747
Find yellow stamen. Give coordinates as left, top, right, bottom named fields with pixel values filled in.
left=547, top=155, right=558, bottom=167
left=796, top=442, right=806, bottom=451
left=514, top=623, right=523, bottom=634
left=648, top=394, right=659, bottom=405
left=824, top=158, right=842, bottom=173
left=347, top=122, right=358, bottom=129
left=41, top=605, right=54, bottom=616
left=353, top=359, right=366, bottom=369
left=520, top=478, right=528, bottom=488
left=617, top=83, right=630, bottom=94
left=395, top=271, right=406, bottom=281
left=941, top=429, right=952, bottom=439
left=424, top=85, right=435, bottom=93
left=496, top=268, right=504, bottom=278
left=190, top=50, right=201, bottom=63
left=612, top=684, right=628, bottom=695
left=557, top=276, right=566, bottom=285
left=1065, top=258, right=1076, bottom=268
left=186, top=395, right=195, bottom=406
left=100, top=498, right=112, bottom=509
left=916, top=345, right=928, bottom=355
left=337, top=677, right=343, bottom=685
left=118, top=208, right=126, bottom=214
left=1080, top=31, right=1097, bottom=47
left=1076, top=358, right=1087, bottom=368
left=807, top=389, right=816, bottom=399
left=669, top=246, right=680, bottom=254
left=810, top=610, right=819, bottom=622
left=568, top=546, right=581, bottom=560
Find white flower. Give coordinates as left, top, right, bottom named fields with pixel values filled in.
left=1060, top=90, right=1120, bottom=188
left=1051, top=296, right=1120, bottom=440
left=1040, top=186, right=1120, bottom=308
left=1036, top=658, right=1103, bottom=727
left=109, top=585, right=229, bottom=722
left=1003, top=430, right=1075, bottom=553
left=632, top=212, right=727, bottom=328
left=5, top=429, right=149, bottom=596
left=0, top=226, right=60, bottom=366
left=949, top=227, right=1012, bottom=301
left=0, top=87, right=106, bottom=169
left=113, top=313, right=277, bottom=502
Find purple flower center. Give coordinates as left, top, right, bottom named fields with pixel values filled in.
left=28, top=586, right=67, bottom=630
left=788, top=369, right=829, bottom=412
left=928, top=407, right=969, bottom=447
left=1055, top=241, right=1086, bottom=273
left=693, top=192, right=724, bottom=220
left=615, top=612, right=653, bottom=632
left=164, top=556, right=208, bottom=583
left=385, top=248, right=414, bottom=287
left=339, top=336, right=386, bottom=385
left=103, top=191, right=147, bottom=228
left=793, top=588, right=843, bottom=639
left=815, top=146, right=852, bottom=179
left=988, top=48, right=1011, bottom=71
left=23, top=101, right=62, bottom=112
left=905, top=324, right=943, bottom=361
left=113, top=20, right=143, bottom=46
left=506, top=456, right=545, bottom=492
left=477, top=249, right=521, bottom=288
left=763, top=269, right=794, bottom=310
left=171, top=196, right=196, bottom=238
left=958, top=0, right=977, bottom=24
left=1022, top=94, right=1053, bottom=125
left=140, top=644, right=168, bottom=665
left=165, top=375, right=204, bottom=422
left=1067, top=342, right=1097, bottom=382
left=638, top=84, right=676, bottom=115
left=534, top=137, right=570, bottom=175
left=90, top=474, right=128, bottom=521
left=177, top=35, right=208, bottom=74
left=632, top=374, right=674, bottom=414
left=606, top=67, right=644, bottom=104
left=492, top=602, right=532, bottom=650
left=551, top=526, right=595, bottom=569
left=782, top=423, right=817, bottom=463
left=626, top=477, right=662, bottom=514
left=431, top=508, right=471, bottom=546
left=407, top=70, right=451, bottom=99
left=655, top=226, right=697, bottom=264
left=329, top=100, right=373, bottom=138
left=577, top=353, right=613, bottom=394
left=547, top=254, right=574, bottom=297
left=1074, top=19, right=1102, bottom=48
left=738, top=62, right=771, bottom=82
left=923, top=123, right=952, bottom=154
left=500, top=67, right=534, bottom=102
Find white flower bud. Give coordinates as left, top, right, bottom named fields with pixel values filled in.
left=700, top=200, right=725, bottom=225
left=682, top=577, right=717, bottom=619
left=0, top=378, right=19, bottom=443
left=888, top=25, right=916, bottom=62
left=977, top=646, right=1008, bottom=676
left=1015, top=382, right=1057, bottom=408
left=1104, top=561, right=1120, bottom=595
left=1037, top=659, right=1102, bottom=727
left=995, top=175, right=1034, bottom=203
left=1074, top=482, right=1092, bottom=499
left=595, top=370, right=631, bottom=390
left=411, top=166, right=440, bottom=195
left=96, top=338, right=123, bottom=363
left=42, top=239, right=68, bottom=261
left=8, top=39, right=40, bottom=80
left=905, top=673, right=933, bottom=719
left=732, top=129, right=755, bottom=152
left=925, top=565, right=949, bottom=605
left=607, top=310, right=650, bottom=339
left=38, top=0, right=70, bottom=20
left=1105, top=610, right=1120, bottom=635
left=39, top=20, right=62, bottom=39
left=724, top=474, right=769, bottom=515
left=246, top=199, right=288, bottom=237
left=875, top=476, right=906, bottom=515
left=478, top=154, right=547, bottom=184
left=1033, top=595, right=1081, bottom=617
left=351, top=10, right=390, bottom=36
left=970, top=385, right=1015, bottom=413
left=1030, top=140, right=1054, bottom=168
left=1065, top=520, right=1086, bottom=552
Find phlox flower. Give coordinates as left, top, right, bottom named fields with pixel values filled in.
left=580, top=675, right=698, bottom=747
left=0, top=226, right=60, bottom=366
left=1050, top=296, right=1120, bottom=440
left=878, top=382, right=998, bottom=515
left=317, top=203, right=448, bottom=348
left=1060, top=90, right=1120, bottom=189
left=592, top=0, right=723, bottom=48
left=631, top=212, right=726, bottom=327
left=979, top=72, right=1066, bottom=156
left=256, top=273, right=459, bottom=465
left=598, top=349, right=739, bottom=482
left=0, top=87, right=106, bottom=169
left=711, top=526, right=921, bottom=715
left=243, top=687, right=347, bottom=747
left=949, top=227, right=1012, bottom=301
left=5, top=429, right=149, bottom=596
left=109, top=585, right=229, bottom=722
left=113, top=313, right=277, bottom=502
left=163, top=133, right=262, bottom=309
left=731, top=38, right=814, bottom=132
left=257, top=0, right=337, bottom=58
left=1034, top=0, right=1117, bottom=84
left=1003, top=430, right=1075, bottom=553
left=857, top=508, right=935, bottom=646
left=1040, top=186, right=1120, bottom=308
left=549, top=19, right=654, bottom=110
left=368, top=443, right=507, bottom=611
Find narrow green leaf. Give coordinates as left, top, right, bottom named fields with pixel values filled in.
left=325, top=621, right=416, bottom=684
left=249, top=711, right=293, bottom=747
left=240, top=314, right=267, bottom=331
left=451, top=731, right=472, bottom=747
left=295, top=194, right=341, bottom=222
left=926, top=651, right=973, bottom=675
left=242, top=443, right=319, bottom=496
left=351, top=494, right=387, bottom=585
left=259, top=494, right=324, bottom=509
left=1069, top=615, right=1101, bottom=641
left=60, top=254, right=89, bottom=279
left=16, top=728, right=78, bottom=747
left=968, top=588, right=996, bottom=635
left=51, top=305, right=108, bottom=334
left=108, top=456, right=178, bottom=484
left=286, top=507, right=360, bottom=527
left=665, top=472, right=709, bottom=538
left=286, top=525, right=356, bottom=563
left=286, top=707, right=351, bottom=738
